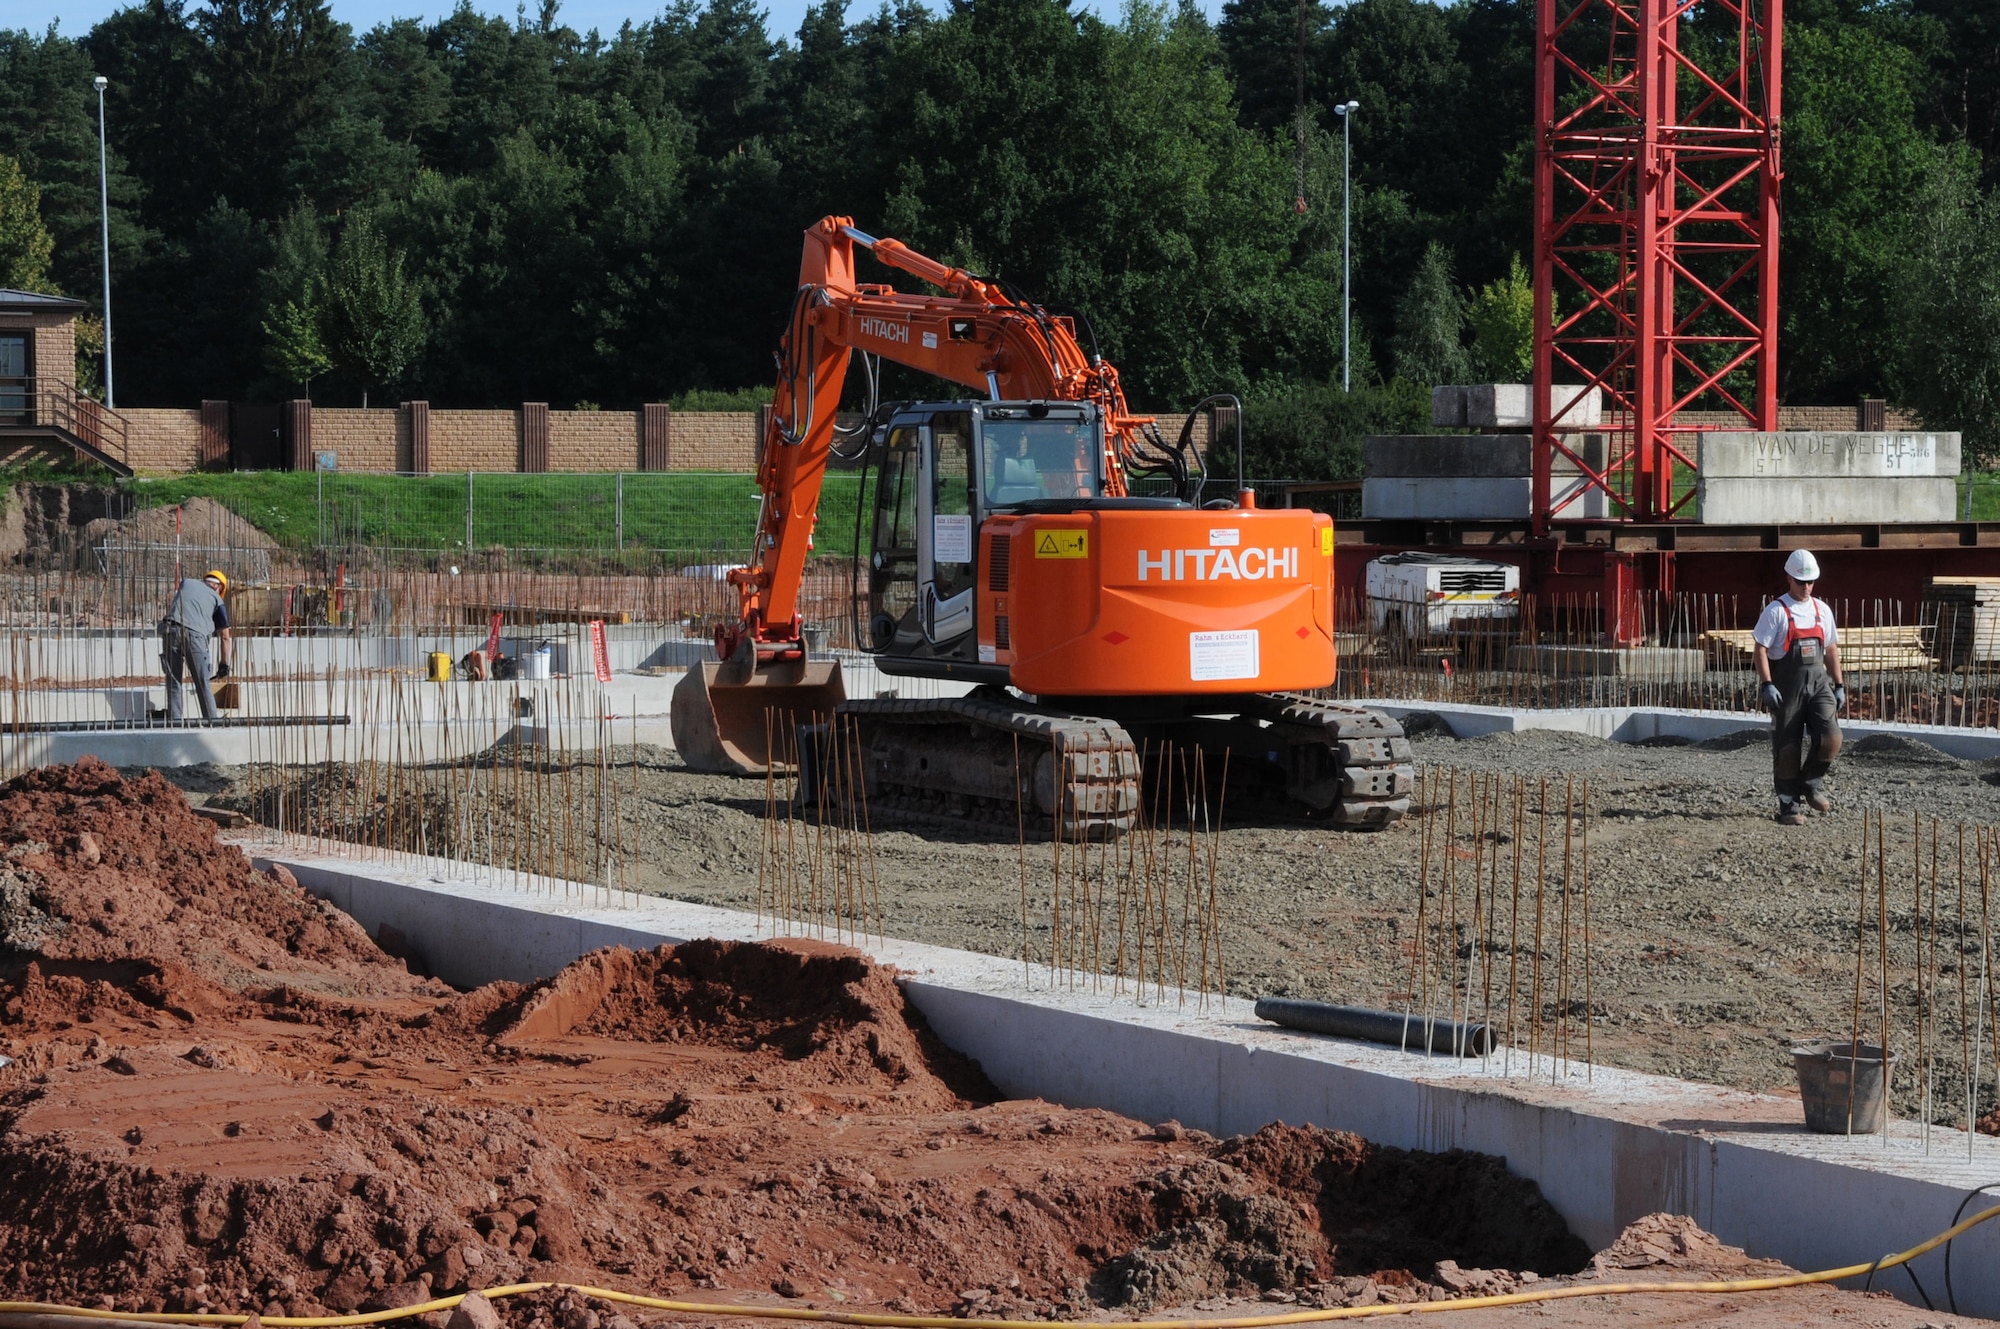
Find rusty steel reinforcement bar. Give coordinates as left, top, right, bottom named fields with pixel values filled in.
left=1253, top=997, right=1495, bottom=1057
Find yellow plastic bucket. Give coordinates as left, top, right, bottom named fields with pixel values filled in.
left=426, top=651, right=453, bottom=682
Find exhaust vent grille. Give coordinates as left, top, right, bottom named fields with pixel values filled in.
left=994, top=616, right=1010, bottom=650
left=1438, top=568, right=1510, bottom=593
left=988, top=534, right=1011, bottom=591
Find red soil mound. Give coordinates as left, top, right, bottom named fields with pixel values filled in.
left=0, top=757, right=444, bottom=1000
left=0, top=762, right=1589, bottom=1322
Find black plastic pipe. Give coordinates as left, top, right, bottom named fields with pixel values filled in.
left=1253, top=997, right=1494, bottom=1057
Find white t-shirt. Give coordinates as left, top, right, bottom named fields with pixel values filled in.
left=1752, top=593, right=1838, bottom=659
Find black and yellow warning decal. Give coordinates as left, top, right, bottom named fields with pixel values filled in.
left=1034, top=530, right=1088, bottom=559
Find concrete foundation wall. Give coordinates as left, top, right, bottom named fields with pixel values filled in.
left=1696, top=475, right=1957, bottom=524
left=1699, top=431, right=1961, bottom=479
left=241, top=845, right=2000, bottom=1320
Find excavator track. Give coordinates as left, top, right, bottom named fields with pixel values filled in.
left=1124, top=694, right=1415, bottom=830
left=1239, top=693, right=1416, bottom=827
left=836, top=693, right=1142, bottom=837
left=828, top=691, right=1412, bottom=836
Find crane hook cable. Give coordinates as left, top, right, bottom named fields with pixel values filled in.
left=2, top=1200, right=1997, bottom=1329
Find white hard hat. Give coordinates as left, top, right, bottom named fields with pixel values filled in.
left=1784, top=549, right=1820, bottom=582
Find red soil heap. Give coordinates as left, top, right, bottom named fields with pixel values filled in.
left=0, top=760, right=1587, bottom=1321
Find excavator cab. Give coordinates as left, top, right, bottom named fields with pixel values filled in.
left=862, top=400, right=1107, bottom=680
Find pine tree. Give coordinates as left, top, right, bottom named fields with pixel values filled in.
left=0, top=154, right=57, bottom=292
left=1390, top=240, right=1468, bottom=386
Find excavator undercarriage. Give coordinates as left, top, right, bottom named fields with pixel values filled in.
left=677, top=674, right=1417, bottom=836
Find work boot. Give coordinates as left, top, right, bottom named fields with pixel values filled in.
left=1806, top=792, right=1832, bottom=813
left=1775, top=804, right=1806, bottom=826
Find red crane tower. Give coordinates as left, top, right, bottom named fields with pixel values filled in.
left=1531, top=0, right=1782, bottom=533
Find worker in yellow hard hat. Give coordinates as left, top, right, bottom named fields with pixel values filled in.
left=157, top=569, right=235, bottom=722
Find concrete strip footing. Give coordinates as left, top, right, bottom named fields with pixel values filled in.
left=1365, top=698, right=2000, bottom=761
left=241, top=837, right=2000, bottom=1319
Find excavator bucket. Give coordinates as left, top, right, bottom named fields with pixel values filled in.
left=670, top=655, right=847, bottom=775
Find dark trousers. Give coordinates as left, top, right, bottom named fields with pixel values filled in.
left=161, top=625, right=218, bottom=722
left=1772, top=670, right=1840, bottom=804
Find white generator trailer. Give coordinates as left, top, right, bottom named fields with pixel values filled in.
left=1365, top=552, right=1521, bottom=640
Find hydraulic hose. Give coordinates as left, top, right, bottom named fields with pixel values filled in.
left=2, top=1199, right=1996, bottom=1329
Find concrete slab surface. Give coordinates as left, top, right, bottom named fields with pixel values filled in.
left=233, top=834, right=2000, bottom=1319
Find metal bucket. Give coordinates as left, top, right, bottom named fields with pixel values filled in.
left=670, top=656, right=846, bottom=775
left=1792, top=1040, right=1898, bottom=1133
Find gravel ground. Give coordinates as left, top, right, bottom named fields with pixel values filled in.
left=180, top=719, right=2000, bottom=1126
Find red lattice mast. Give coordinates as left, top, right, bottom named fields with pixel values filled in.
left=1532, top=0, right=1781, bottom=529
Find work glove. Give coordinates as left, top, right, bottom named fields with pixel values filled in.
left=1761, top=682, right=1783, bottom=712
left=213, top=662, right=232, bottom=679
left=1833, top=684, right=1846, bottom=711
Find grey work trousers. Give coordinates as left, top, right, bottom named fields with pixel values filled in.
left=1771, top=670, right=1841, bottom=806
left=161, top=624, right=218, bottom=722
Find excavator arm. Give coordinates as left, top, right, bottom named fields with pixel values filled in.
left=721, top=215, right=1159, bottom=662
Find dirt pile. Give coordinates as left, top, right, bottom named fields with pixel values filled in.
left=0, top=761, right=1601, bottom=1321
left=1588, top=1212, right=1789, bottom=1277
left=0, top=756, right=441, bottom=1002
left=83, top=496, right=279, bottom=556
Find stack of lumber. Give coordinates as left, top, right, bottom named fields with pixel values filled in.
left=1924, top=576, right=2000, bottom=666
left=1700, top=625, right=1934, bottom=671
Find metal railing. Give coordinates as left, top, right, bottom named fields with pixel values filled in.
left=0, top=377, right=130, bottom=468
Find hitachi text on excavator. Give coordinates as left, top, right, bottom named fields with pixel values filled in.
left=670, top=215, right=1414, bottom=832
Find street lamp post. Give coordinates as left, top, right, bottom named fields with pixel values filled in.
left=93, top=74, right=113, bottom=409
left=1334, top=99, right=1358, bottom=392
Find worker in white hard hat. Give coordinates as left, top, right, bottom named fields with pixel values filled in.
left=1751, top=549, right=1845, bottom=825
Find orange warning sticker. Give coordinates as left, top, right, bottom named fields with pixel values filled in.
left=1034, top=530, right=1088, bottom=559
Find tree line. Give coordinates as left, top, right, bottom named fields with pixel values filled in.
left=0, top=0, right=1995, bottom=474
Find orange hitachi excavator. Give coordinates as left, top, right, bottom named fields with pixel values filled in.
left=670, top=215, right=1412, bottom=831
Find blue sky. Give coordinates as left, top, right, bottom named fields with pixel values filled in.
left=22, top=0, right=1227, bottom=47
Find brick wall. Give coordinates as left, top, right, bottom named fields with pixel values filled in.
left=549, top=410, right=639, bottom=471
left=123, top=408, right=203, bottom=472
left=431, top=409, right=519, bottom=472
left=669, top=412, right=760, bottom=471
left=313, top=408, right=400, bottom=472
left=33, top=316, right=74, bottom=394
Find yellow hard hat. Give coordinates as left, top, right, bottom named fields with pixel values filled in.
left=205, top=569, right=229, bottom=592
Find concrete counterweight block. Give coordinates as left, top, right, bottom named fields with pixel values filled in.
left=1360, top=433, right=1611, bottom=519
left=1694, top=431, right=1962, bottom=524
left=1431, top=384, right=1604, bottom=429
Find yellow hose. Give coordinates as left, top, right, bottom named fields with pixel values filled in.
left=4, top=1201, right=1997, bottom=1329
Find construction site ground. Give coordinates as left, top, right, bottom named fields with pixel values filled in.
left=0, top=757, right=1990, bottom=1329
left=189, top=718, right=2000, bottom=1125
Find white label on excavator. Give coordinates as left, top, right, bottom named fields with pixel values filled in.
left=922, top=331, right=939, bottom=349
left=1208, top=528, right=1239, bottom=547
left=933, top=513, right=973, bottom=563
left=1190, top=629, right=1259, bottom=682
